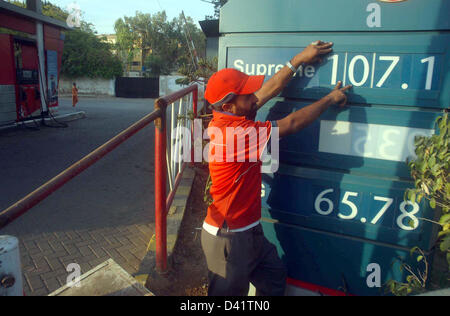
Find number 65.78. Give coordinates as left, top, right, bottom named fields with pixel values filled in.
left=314, top=189, right=420, bottom=231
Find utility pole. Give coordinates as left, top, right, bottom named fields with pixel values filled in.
left=180, top=11, right=199, bottom=71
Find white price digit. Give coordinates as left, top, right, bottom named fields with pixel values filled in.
left=379, top=129, right=400, bottom=161
left=329, top=54, right=339, bottom=85
left=353, top=124, right=374, bottom=157
left=315, top=189, right=334, bottom=215
left=371, top=196, right=394, bottom=224
left=421, top=56, right=435, bottom=90
left=348, top=55, right=370, bottom=87
left=397, top=201, right=420, bottom=230
left=338, top=191, right=359, bottom=220
left=376, top=56, right=400, bottom=88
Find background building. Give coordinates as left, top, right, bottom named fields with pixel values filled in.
left=98, top=33, right=144, bottom=77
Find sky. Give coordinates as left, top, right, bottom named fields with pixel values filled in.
left=43, top=0, right=216, bottom=34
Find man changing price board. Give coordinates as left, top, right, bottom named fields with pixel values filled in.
left=202, top=41, right=352, bottom=296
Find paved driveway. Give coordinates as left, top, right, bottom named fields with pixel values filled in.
left=0, top=96, right=158, bottom=296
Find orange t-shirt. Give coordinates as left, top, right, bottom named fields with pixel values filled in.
left=205, top=111, right=272, bottom=230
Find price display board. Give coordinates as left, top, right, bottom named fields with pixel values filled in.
left=220, top=0, right=448, bottom=295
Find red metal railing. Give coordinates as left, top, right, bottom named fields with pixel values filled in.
left=0, top=84, right=198, bottom=274
left=154, top=84, right=197, bottom=272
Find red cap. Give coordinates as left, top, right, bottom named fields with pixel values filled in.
left=205, top=68, right=264, bottom=108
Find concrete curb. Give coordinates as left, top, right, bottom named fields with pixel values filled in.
left=135, top=166, right=196, bottom=293
left=59, top=94, right=115, bottom=98
left=0, top=111, right=86, bottom=131
left=52, top=111, right=87, bottom=122
left=49, top=259, right=154, bottom=296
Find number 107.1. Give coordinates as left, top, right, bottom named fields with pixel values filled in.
left=328, top=54, right=435, bottom=90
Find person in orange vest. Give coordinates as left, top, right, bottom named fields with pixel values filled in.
left=72, top=82, right=78, bottom=107
left=202, top=41, right=352, bottom=296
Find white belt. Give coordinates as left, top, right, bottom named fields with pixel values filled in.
left=202, top=220, right=261, bottom=236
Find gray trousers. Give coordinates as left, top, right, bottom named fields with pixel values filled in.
left=201, top=223, right=287, bottom=296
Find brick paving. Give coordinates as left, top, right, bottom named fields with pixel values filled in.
left=0, top=161, right=156, bottom=297
left=2, top=221, right=154, bottom=296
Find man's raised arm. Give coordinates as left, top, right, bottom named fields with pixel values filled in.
left=276, top=81, right=352, bottom=138
left=255, top=41, right=333, bottom=108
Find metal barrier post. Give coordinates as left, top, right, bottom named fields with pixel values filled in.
left=191, top=87, right=198, bottom=165
left=0, top=236, right=23, bottom=296
left=192, top=87, right=198, bottom=119
left=154, top=84, right=197, bottom=273
left=154, top=98, right=168, bottom=273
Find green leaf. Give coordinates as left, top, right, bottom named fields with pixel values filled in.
left=431, top=164, right=440, bottom=176
left=414, top=136, right=425, bottom=147
left=430, top=198, right=436, bottom=209
left=416, top=193, right=423, bottom=203
left=419, top=161, right=427, bottom=173
left=404, top=190, right=410, bottom=202
left=436, top=177, right=443, bottom=189
left=416, top=255, right=423, bottom=262
left=410, top=246, right=419, bottom=257
left=438, top=229, right=450, bottom=238
left=439, top=214, right=450, bottom=225
left=438, top=147, right=448, bottom=160
left=428, top=156, right=436, bottom=168
left=407, top=190, right=416, bottom=203
left=440, top=235, right=450, bottom=252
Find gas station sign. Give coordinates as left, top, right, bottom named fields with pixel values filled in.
left=230, top=48, right=442, bottom=93
left=219, top=0, right=448, bottom=295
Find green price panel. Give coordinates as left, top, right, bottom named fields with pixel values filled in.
left=224, top=34, right=449, bottom=108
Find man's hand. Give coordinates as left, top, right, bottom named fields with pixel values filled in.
left=326, top=81, right=352, bottom=107
left=277, top=81, right=352, bottom=138
left=255, top=40, right=334, bottom=109
left=292, top=41, right=333, bottom=66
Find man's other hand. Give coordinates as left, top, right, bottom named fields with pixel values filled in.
left=326, top=81, right=352, bottom=107
left=292, top=41, right=333, bottom=65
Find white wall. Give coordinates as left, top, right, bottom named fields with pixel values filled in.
left=59, top=77, right=115, bottom=96
left=159, top=75, right=185, bottom=97
left=159, top=76, right=205, bottom=101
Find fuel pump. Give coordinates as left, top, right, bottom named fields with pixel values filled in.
left=14, top=38, right=42, bottom=120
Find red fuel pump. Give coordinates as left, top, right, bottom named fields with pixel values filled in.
left=0, top=34, right=42, bottom=123
left=14, top=38, right=42, bottom=120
